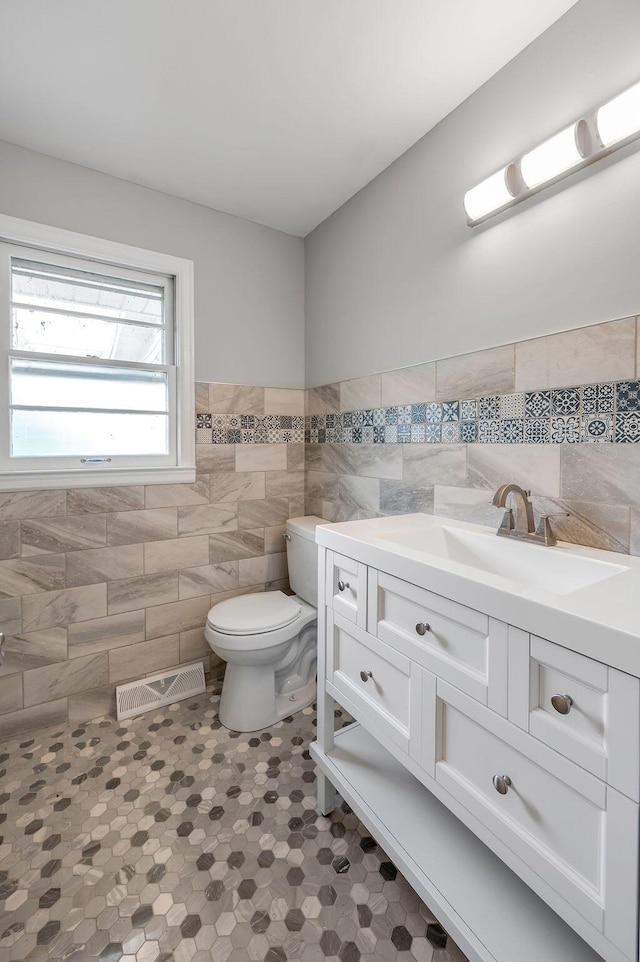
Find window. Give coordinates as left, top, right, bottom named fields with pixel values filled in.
left=0, top=215, right=194, bottom=489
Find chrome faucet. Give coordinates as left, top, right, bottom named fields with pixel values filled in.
left=491, top=484, right=569, bottom=547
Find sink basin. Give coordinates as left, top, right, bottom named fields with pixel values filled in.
left=377, top=522, right=628, bottom=595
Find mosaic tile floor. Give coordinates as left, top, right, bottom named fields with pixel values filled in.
left=0, top=683, right=469, bottom=962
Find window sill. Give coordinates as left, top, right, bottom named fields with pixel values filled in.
left=0, top=465, right=197, bottom=492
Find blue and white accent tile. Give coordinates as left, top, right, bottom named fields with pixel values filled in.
left=211, top=428, right=227, bottom=443
left=581, top=382, right=614, bottom=414
left=352, top=427, right=362, bottom=442
left=523, top=418, right=550, bottom=444
left=241, top=415, right=255, bottom=429
left=479, top=397, right=500, bottom=420
left=196, top=427, right=213, bottom=443
left=363, top=409, right=375, bottom=427
left=397, top=405, right=412, bottom=426
left=373, top=426, right=386, bottom=443
left=582, top=414, right=613, bottom=442
left=352, top=410, right=364, bottom=428
left=441, top=423, right=460, bottom=443
left=614, top=412, right=640, bottom=442
left=362, top=425, right=375, bottom=443
left=551, top=388, right=580, bottom=416
left=460, top=399, right=478, bottom=420
left=425, top=424, right=441, bottom=443
left=478, top=420, right=500, bottom=443
left=384, top=407, right=398, bottom=425
left=196, top=413, right=212, bottom=428
left=524, top=391, right=551, bottom=418
left=411, top=423, right=426, bottom=443
left=550, top=416, right=581, bottom=443
left=616, top=380, right=640, bottom=412
left=398, top=424, right=411, bottom=442
left=426, top=402, right=442, bottom=422
left=212, top=414, right=228, bottom=429
left=442, top=401, right=459, bottom=422
left=411, top=403, right=427, bottom=424
left=373, top=408, right=386, bottom=426
left=500, top=419, right=524, bottom=443
left=499, top=393, right=525, bottom=419
left=384, top=425, right=398, bottom=442
left=343, top=411, right=353, bottom=427
left=459, top=421, right=478, bottom=443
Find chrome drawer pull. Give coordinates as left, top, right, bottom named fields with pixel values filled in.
left=359, top=670, right=373, bottom=683
left=551, top=693, right=574, bottom=715
left=492, top=774, right=512, bottom=795
left=415, top=622, right=431, bottom=636
left=337, top=581, right=350, bottom=592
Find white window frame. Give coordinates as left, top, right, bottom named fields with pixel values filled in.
left=0, top=214, right=195, bottom=491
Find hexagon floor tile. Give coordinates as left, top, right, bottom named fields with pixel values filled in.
left=0, top=682, right=470, bottom=962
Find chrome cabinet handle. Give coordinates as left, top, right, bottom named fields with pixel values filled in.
left=551, top=693, right=573, bottom=715
left=415, top=622, right=431, bottom=636
left=492, top=774, right=512, bottom=795
left=338, top=581, right=350, bottom=592
left=359, top=670, right=373, bottom=683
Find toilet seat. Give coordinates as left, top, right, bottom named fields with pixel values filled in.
left=207, top=590, right=301, bottom=637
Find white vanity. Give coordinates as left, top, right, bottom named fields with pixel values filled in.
left=310, top=513, right=640, bottom=962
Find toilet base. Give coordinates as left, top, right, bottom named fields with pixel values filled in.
left=275, top=679, right=316, bottom=724
left=218, top=664, right=316, bottom=733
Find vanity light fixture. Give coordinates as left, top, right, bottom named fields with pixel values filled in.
left=464, top=78, right=640, bottom=225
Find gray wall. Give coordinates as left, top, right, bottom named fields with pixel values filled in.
left=304, top=0, right=640, bottom=387
left=0, top=140, right=305, bottom=387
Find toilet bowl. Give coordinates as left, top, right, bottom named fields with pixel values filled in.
left=205, top=516, right=325, bottom=732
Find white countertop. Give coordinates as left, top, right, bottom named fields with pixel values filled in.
left=316, top=513, right=640, bottom=677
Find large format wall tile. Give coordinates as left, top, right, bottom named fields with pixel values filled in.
left=0, top=674, right=23, bottom=713
left=264, top=388, right=305, bottom=415
left=67, top=486, right=145, bottom=515
left=20, top=515, right=107, bottom=555
left=23, top=652, right=108, bottom=706
left=379, top=480, right=434, bottom=515
left=209, top=471, right=266, bottom=502
left=177, top=504, right=237, bottom=537
left=107, top=572, right=179, bottom=615
left=466, top=444, right=561, bottom=497
left=68, top=611, right=146, bottom=658
left=108, top=635, right=180, bottom=683
left=22, top=584, right=107, bottom=632
left=208, top=383, right=265, bottom=414
left=146, top=596, right=211, bottom=640
left=0, top=490, right=66, bottom=520
left=0, top=555, right=66, bottom=597
left=107, top=508, right=178, bottom=546
left=322, top=443, right=403, bottom=479
left=66, top=544, right=144, bottom=587
left=208, top=530, right=264, bottom=562
left=237, top=498, right=290, bottom=529
left=402, top=444, right=467, bottom=486
left=340, top=375, right=381, bottom=412
left=144, top=479, right=211, bottom=508
left=381, top=362, right=436, bottom=406
left=143, top=536, right=209, bottom=574
left=561, top=446, right=640, bottom=504
left=306, top=383, right=340, bottom=416
left=178, top=562, right=239, bottom=599
left=514, top=318, right=635, bottom=391
left=436, top=344, right=515, bottom=401
left=0, top=698, right=67, bottom=737
left=235, top=444, right=288, bottom=472
left=0, top=521, right=20, bottom=560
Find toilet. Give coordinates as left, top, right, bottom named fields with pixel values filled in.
left=205, top=515, right=325, bottom=732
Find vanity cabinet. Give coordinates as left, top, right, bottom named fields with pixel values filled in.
left=311, top=537, right=640, bottom=962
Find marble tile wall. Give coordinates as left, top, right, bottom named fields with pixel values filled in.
left=0, top=383, right=305, bottom=737
left=305, top=316, right=640, bottom=556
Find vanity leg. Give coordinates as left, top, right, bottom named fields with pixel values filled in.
left=316, top=772, right=337, bottom=816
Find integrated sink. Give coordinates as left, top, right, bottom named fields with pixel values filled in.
left=376, top=520, right=628, bottom=595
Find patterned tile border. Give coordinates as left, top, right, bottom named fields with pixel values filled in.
left=300, top=380, right=640, bottom=445
left=196, top=414, right=305, bottom=444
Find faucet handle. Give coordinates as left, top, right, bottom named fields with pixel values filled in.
left=535, top=512, right=570, bottom=546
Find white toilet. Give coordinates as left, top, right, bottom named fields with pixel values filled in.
left=205, top=515, right=325, bottom=732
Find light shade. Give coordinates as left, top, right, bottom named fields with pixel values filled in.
left=596, top=80, right=640, bottom=147
left=463, top=167, right=513, bottom=222
left=520, top=124, right=583, bottom=189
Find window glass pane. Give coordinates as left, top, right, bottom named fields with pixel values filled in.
left=12, top=259, right=164, bottom=325
left=11, top=360, right=168, bottom=412
left=11, top=410, right=169, bottom=457
left=11, top=307, right=164, bottom=363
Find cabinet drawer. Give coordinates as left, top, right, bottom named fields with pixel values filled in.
left=326, top=609, right=422, bottom=758
left=509, top=631, right=640, bottom=802
left=435, top=680, right=638, bottom=958
left=369, top=569, right=507, bottom=712
left=326, top=550, right=367, bottom=627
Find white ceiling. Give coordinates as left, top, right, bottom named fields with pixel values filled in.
left=0, top=1, right=579, bottom=237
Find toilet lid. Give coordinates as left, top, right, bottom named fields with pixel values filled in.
left=207, top=591, right=302, bottom=636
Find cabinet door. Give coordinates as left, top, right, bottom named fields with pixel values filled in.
left=435, top=679, right=638, bottom=960
left=369, top=568, right=507, bottom=712
left=325, top=550, right=367, bottom=628
left=326, top=609, right=423, bottom=763
left=508, top=629, right=640, bottom=802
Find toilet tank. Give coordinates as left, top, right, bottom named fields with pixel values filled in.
left=285, top=515, right=325, bottom=607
